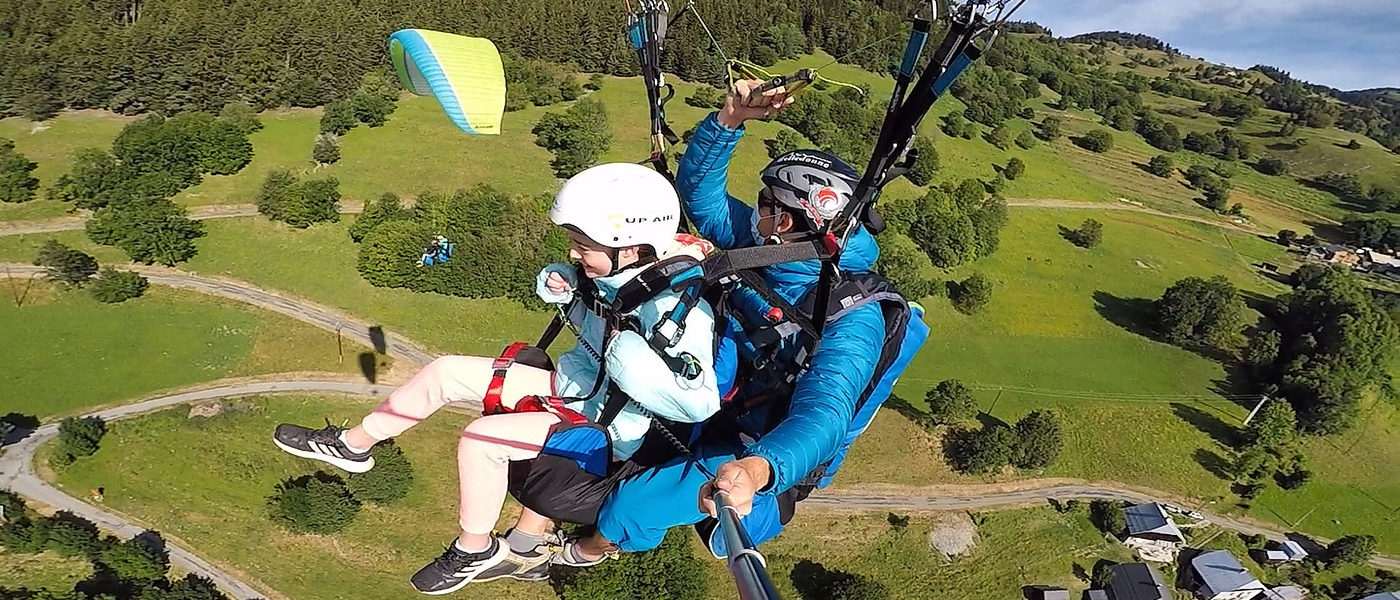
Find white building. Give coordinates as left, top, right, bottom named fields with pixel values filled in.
left=1123, top=502, right=1186, bottom=562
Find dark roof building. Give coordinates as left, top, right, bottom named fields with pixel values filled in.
left=1106, top=563, right=1173, bottom=600
left=1124, top=503, right=1185, bottom=543
left=1360, top=594, right=1400, bottom=600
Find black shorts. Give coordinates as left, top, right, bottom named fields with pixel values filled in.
left=507, top=422, right=697, bottom=525
left=507, top=453, right=649, bottom=525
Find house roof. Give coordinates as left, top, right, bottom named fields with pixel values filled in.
left=1278, top=540, right=1308, bottom=560
left=1261, top=550, right=1288, bottom=561
left=1088, top=591, right=1110, bottom=600
left=1261, top=586, right=1307, bottom=600
left=1124, top=503, right=1185, bottom=542
left=1360, top=593, right=1400, bottom=600
left=1107, top=563, right=1172, bottom=600
left=1364, top=249, right=1400, bottom=267
left=1192, top=550, right=1265, bottom=597
left=1034, top=587, right=1070, bottom=600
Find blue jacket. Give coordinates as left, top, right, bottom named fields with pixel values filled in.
left=676, top=113, right=886, bottom=495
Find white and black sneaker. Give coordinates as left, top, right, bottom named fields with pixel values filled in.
left=411, top=538, right=510, bottom=595
left=272, top=420, right=375, bottom=474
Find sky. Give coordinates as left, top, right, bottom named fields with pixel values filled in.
left=1014, top=0, right=1400, bottom=91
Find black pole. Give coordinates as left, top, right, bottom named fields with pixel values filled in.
left=714, top=492, right=782, bottom=600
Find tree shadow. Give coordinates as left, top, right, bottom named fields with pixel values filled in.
left=1209, top=363, right=1259, bottom=410
left=1091, top=291, right=1158, bottom=339
left=1072, top=562, right=1090, bottom=583
left=368, top=325, right=387, bottom=353
left=1175, top=547, right=1206, bottom=589
left=1, top=413, right=40, bottom=446
left=1296, top=179, right=1371, bottom=213
left=75, top=565, right=139, bottom=599
left=1193, top=448, right=1234, bottom=480
left=1301, top=220, right=1346, bottom=243
left=1172, top=402, right=1240, bottom=447
left=885, top=394, right=931, bottom=428
left=358, top=352, right=378, bottom=384
left=976, top=412, right=1011, bottom=430
left=1265, top=142, right=1298, bottom=152
left=1283, top=532, right=1327, bottom=558
left=791, top=559, right=837, bottom=600
left=1131, top=161, right=1158, bottom=175
left=133, top=530, right=167, bottom=556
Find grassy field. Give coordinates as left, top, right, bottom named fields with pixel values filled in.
left=0, top=550, right=94, bottom=593
left=0, top=111, right=135, bottom=222
left=0, top=279, right=375, bottom=419
left=50, top=394, right=1135, bottom=600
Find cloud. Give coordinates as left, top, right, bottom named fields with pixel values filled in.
left=1014, top=0, right=1400, bottom=89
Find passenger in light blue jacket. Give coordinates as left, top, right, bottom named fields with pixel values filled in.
left=556, top=79, right=887, bottom=563
left=272, top=163, right=722, bottom=593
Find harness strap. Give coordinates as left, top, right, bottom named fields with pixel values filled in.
left=482, top=341, right=532, bottom=415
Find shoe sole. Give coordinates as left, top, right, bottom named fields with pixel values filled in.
left=273, top=438, right=375, bottom=474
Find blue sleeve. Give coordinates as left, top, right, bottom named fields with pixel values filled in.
left=675, top=112, right=758, bottom=249
left=743, top=303, right=886, bottom=494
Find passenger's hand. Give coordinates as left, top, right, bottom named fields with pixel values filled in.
left=545, top=271, right=572, bottom=295
left=698, top=456, right=773, bottom=518
left=716, top=79, right=795, bottom=130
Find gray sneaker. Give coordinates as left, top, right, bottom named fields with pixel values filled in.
left=475, top=530, right=559, bottom=582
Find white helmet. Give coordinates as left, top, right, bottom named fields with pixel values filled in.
left=550, top=163, right=680, bottom=255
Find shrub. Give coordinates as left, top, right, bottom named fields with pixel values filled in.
left=319, top=100, right=356, bottom=135
left=1344, top=139, right=1361, bottom=150
left=950, top=273, right=993, bottom=314
left=257, top=170, right=341, bottom=228
left=345, top=442, right=414, bottom=505
left=583, top=73, right=605, bottom=91
left=1004, top=157, right=1025, bottom=180
left=1147, top=155, right=1174, bottom=177
left=56, top=417, right=105, bottom=462
left=985, top=123, right=1014, bottom=149
left=312, top=134, right=340, bottom=165
left=1276, top=229, right=1297, bottom=246
left=533, top=99, right=611, bottom=178
left=45, top=512, right=104, bottom=558
left=266, top=473, right=360, bottom=534
left=33, top=240, right=98, bottom=287
left=349, top=192, right=414, bottom=243
left=1154, top=275, right=1247, bottom=349
left=925, top=380, right=977, bottom=425
left=1015, top=129, right=1038, bottom=149
left=1038, top=116, right=1064, bottom=140
left=944, top=424, right=1014, bottom=474
left=1255, top=156, right=1287, bottom=176
left=684, top=86, right=725, bottom=109
left=0, top=138, right=40, bottom=203
left=1011, top=410, right=1063, bottom=469
left=904, top=135, right=939, bottom=186
left=1089, top=500, right=1125, bottom=535
left=88, top=268, right=149, bottom=303
left=218, top=101, right=263, bottom=134
left=1077, top=129, right=1114, bottom=152
left=766, top=129, right=804, bottom=160
left=559, top=529, right=706, bottom=600
left=1326, top=535, right=1377, bottom=568
left=98, top=534, right=170, bottom=581
left=85, top=196, right=204, bottom=265
left=1064, top=218, right=1097, bottom=246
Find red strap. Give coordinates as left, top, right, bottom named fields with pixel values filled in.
left=516, top=396, right=589, bottom=425
left=483, top=342, right=531, bottom=415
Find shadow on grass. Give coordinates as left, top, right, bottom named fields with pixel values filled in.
left=792, top=560, right=881, bottom=600
left=1092, top=291, right=1157, bottom=339
left=886, top=394, right=932, bottom=428
left=1209, top=362, right=1259, bottom=410
left=1, top=412, right=40, bottom=447
left=1172, top=402, right=1240, bottom=447
left=358, top=352, right=378, bottom=383
left=1193, top=447, right=1235, bottom=480
left=1301, top=220, right=1347, bottom=243
left=1296, top=178, right=1372, bottom=213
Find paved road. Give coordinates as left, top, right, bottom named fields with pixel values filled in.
left=0, top=202, right=364, bottom=236
left=0, top=381, right=397, bottom=600
left=2, top=263, right=434, bottom=366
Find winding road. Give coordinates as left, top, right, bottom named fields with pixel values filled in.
left=4, top=246, right=1397, bottom=599
left=2, top=264, right=434, bottom=366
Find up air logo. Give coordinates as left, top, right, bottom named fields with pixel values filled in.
left=625, top=214, right=675, bottom=223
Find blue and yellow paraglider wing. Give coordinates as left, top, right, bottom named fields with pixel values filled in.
left=389, top=29, right=506, bottom=135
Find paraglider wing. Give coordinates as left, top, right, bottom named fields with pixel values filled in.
left=388, top=29, right=506, bottom=135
